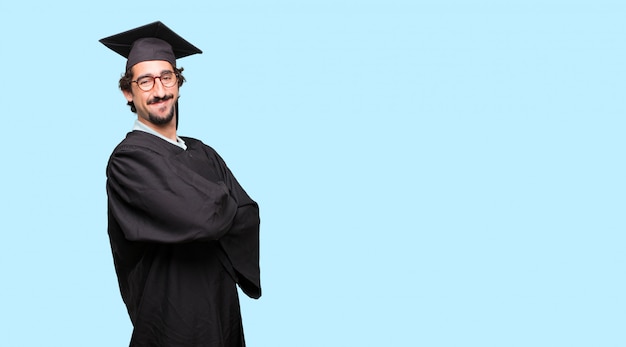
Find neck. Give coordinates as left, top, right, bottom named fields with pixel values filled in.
left=137, top=117, right=178, bottom=141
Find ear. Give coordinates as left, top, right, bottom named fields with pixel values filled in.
left=122, top=89, right=134, bottom=102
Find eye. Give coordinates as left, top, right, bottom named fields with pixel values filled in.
left=161, top=72, right=174, bottom=82
left=137, top=77, right=152, bottom=87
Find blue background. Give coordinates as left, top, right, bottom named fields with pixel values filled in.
left=1, top=1, right=624, bottom=346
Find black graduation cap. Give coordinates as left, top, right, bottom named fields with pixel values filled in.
left=99, top=21, right=202, bottom=71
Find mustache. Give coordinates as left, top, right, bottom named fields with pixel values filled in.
left=147, top=94, right=174, bottom=105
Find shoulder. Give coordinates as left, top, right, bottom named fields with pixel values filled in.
left=112, top=131, right=184, bottom=156
left=181, top=136, right=210, bottom=149
left=107, top=132, right=172, bottom=175
left=180, top=136, right=221, bottom=157
left=180, top=136, right=233, bottom=172
left=111, top=131, right=154, bottom=150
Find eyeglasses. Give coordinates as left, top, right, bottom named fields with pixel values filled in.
left=132, top=71, right=178, bottom=91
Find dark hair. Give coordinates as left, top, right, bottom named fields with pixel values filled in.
left=119, top=65, right=186, bottom=113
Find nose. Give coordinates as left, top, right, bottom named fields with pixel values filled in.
left=152, top=77, right=166, bottom=96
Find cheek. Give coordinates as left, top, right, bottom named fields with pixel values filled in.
left=133, top=92, right=150, bottom=105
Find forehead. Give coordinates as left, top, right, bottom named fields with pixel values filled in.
left=131, top=60, right=174, bottom=77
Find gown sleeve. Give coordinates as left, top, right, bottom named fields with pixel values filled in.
left=106, top=144, right=238, bottom=243
left=209, top=148, right=262, bottom=299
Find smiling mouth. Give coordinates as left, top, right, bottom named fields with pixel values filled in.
left=147, top=95, right=174, bottom=105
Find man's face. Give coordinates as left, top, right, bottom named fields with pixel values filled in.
left=123, top=60, right=179, bottom=126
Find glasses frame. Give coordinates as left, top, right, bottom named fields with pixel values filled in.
left=132, top=71, right=179, bottom=92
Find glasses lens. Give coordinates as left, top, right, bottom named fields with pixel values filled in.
left=136, top=77, right=154, bottom=91
left=161, top=72, right=176, bottom=87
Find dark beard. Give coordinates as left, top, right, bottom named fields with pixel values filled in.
left=146, top=95, right=175, bottom=125
left=148, top=105, right=175, bottom=125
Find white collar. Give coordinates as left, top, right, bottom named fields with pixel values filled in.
left=132, top=120, right=187, bottom=150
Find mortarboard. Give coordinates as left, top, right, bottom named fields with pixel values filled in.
left=99, top=21, right=202, bottom=71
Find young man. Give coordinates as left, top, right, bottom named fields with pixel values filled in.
left=100, top=22, right=261, bottom=346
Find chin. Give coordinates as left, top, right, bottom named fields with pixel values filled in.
left=148, top=111, right=175, bottom=125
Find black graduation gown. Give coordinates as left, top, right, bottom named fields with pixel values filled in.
left=106, top=131, right=261, bottom=347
